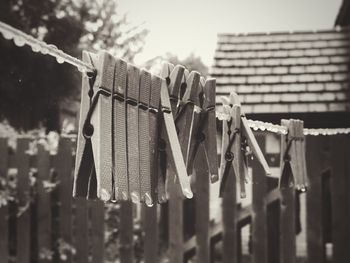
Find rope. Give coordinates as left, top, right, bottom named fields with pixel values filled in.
left=1, top=21, right=350, bottom=136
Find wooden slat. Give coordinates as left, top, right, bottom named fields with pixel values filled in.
left=195, top=147, right=210, bottom=263
left=55, top=138, right=73, bottom=263
left=16, top=138, right=31, bottom=263
left=91, top=201, right=104, bottom=263
left=251, top=156, right=268, bottom=263
left=74, top=198, right=89, bottom=263
left=168, top=181, right=184, bottom=263
left=306, top=136, right=326, bottom=263
left=37, top=144, right=52, bottom=263
left=279, top=121, right=296, bottom=263
left=143, top=205, right=158, bottom=263
left=0, top=138, right=9, bottom=262
left=222, top=166, right=238, bottom=263
left=119, top=201, right=134, bottom=263
left=330, top=135, right=350, bottom=263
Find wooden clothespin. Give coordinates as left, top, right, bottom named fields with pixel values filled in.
left=175, top=70, right=201, bottom=170
left=186, top=77, right=219, bottom=183
left=113, top=58, right=128, bottom=201
left=73, top=51, right=115, bottom=201
left=279, top=119, right=308, bottom=192
left=138, top=69, right=153, bottom=205
left=126, top=64, right=140, bottom=201
left=158, top=63, right=193, bottom=200
left=157, top=63, right=185, bottom=202
left=219, top=92, right=271, bottom=198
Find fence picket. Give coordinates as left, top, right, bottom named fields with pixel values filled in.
left=91, top=200, right=104, bottom=263
left=74, top=198, right=89, bottom=263
left=0, top=138, right=9, bottom=263
left=143, top=205, right=158, bottom=263
left=55, top=138, right=73, bottom=263
left=119, top=201, right=134, bottom=263
left=16, top=138, right=31, bottom=263
left=169, top=181, right=184, bottom=263
left=252, top=153, right=268, bottom=263
left=37, top=144, right=52, bottom=263
left=330, top=135, right=350, bottom=263
left=222, top=165, right=238, bottom=263
left=195, top=147, right=210, bottom=263
left=306, top=136, right=326, bottom=263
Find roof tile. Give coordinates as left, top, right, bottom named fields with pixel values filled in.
left=244, top=94, right=263, bottom=103
left=271, top=84, right=288, bottom=92
left=256, top=67, right=272, bottom=75
left=289, top=83, right=307, bottom=92
left=265, top=59, right=281, bottom=66
left=325, top=82, right=345, bottom=91
left=272, top=66, right=288, bottom=74
left=281, top=42, right=297, bottom=49
left=333, top=73, right=349, bottom=81
left=328, top=103, right=349, bottom=111
left=307, top=83, right=324, bottom=92
left=321, top=48, right=338, bottom=56
left=289, top=49, right=304, bottom=57
left=290, top=66, right=305, bottom=74
left=315, top=74, right=332, bottom=82
left=281, top=75, right=298, bottom=83
left=305, top=65, right=323, bottom=73
left=252, top=104, right=272, bottom=113
left=304, top=49, right=321, bottom=56
left=308, top=103, right=328, bottom=112
left=330, top=56, right=348, bottom=63
left=295, top=41, right=313, bottom=49
left=270, top=104, right=289, bottom=112
left=312, top=41, right=328, bottom=48
left=263, top=94, right=280, bottom=102
left=313, top=57, right=330, bottom=64
left=264, top=75, right=281, bottom=83
left=249, top=59, right=265, bottom=66
left=298, top=74, right=315, bottom=82
left=296, top=57, right=314, bottom=65
left=290, top=103, right=309, bottom=112
left=273, top=50, right=289, bottom=57
left=247, top=75, right=264, bottom=84
left=281, top=93, right=299, bottom=102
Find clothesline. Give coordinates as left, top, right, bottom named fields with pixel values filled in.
left=1, top=21, right=350, bottom=136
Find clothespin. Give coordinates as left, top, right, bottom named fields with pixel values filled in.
left=113, top=58, right=128, bottom=201
left=175, top=70, right=201, bottom=170
left=157, top=63, right=184, bottom=202
left=73, top=51, right=115, bottom=201
left=149, top=75, right=162, bottom=204
left=279, top=119, right=308, bottom=192
left=219, top=92, right=271, bottom=198
left=186, top=77, right=219, bottom=183
left=158, top=63, right=193, bottom=199
left=125, top=64, right=140, bottom=201
left=138, top=69, right=153, bottom=205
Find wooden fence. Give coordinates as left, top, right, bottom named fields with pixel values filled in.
left=0, top=134, right=349, bottom=263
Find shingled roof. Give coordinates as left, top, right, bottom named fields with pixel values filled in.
left=211, top=27, right=350, bottom=114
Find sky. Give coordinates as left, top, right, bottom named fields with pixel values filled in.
left=118, top=0, right=342, bottom=67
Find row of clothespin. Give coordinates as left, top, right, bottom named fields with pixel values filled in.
left=73, top=50, right=308, bottom=206
left=73, top=51, right=218, bottom=206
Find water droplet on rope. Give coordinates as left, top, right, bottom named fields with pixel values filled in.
left=2, top=31, right=13, bottom=40
left=14, top=37, right=25, bottom=47
left=56, top=56, right=65, bottom=64
left=41, top=47, right=48, bottom=55
left=31, top=44, right=40, bottom=53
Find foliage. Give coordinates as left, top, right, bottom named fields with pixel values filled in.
left=165, top=52, right=209, bottom=76
left=0, top=0, right=148, bottom=131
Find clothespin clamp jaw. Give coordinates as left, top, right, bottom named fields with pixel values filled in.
left=186, top=77, right=219, bottom=183
left=279, top=119, right=308, bottom=193
left=74, top=51, right=115, bottom=202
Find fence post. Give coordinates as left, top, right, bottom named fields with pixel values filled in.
left=251, top=135, right=268, bottom=263
left=222, top=165, right=238, bottom=263
left=0, top=138, right=9, bottom=262
left=279, top=120, right=296, bottom=263
left=55, top=138, right=74, bottom=263
left=91, top=200, right=104, bottom=263
left=306, top=136, right=327, bottom=263
left=37, top=144, right=52, bottom=263
left=16, top=138, right=31, bottom=263
left=119, top=201, right=134, bottom=263
left=330, top=135, right=350, bottom=263
left=143, top=205, right=158, bottom=263
left=74, top=198, right=89, bottom=263
left=168, top=179, right=184, bottom=263
left=195, top=147, right=210, bottom=263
